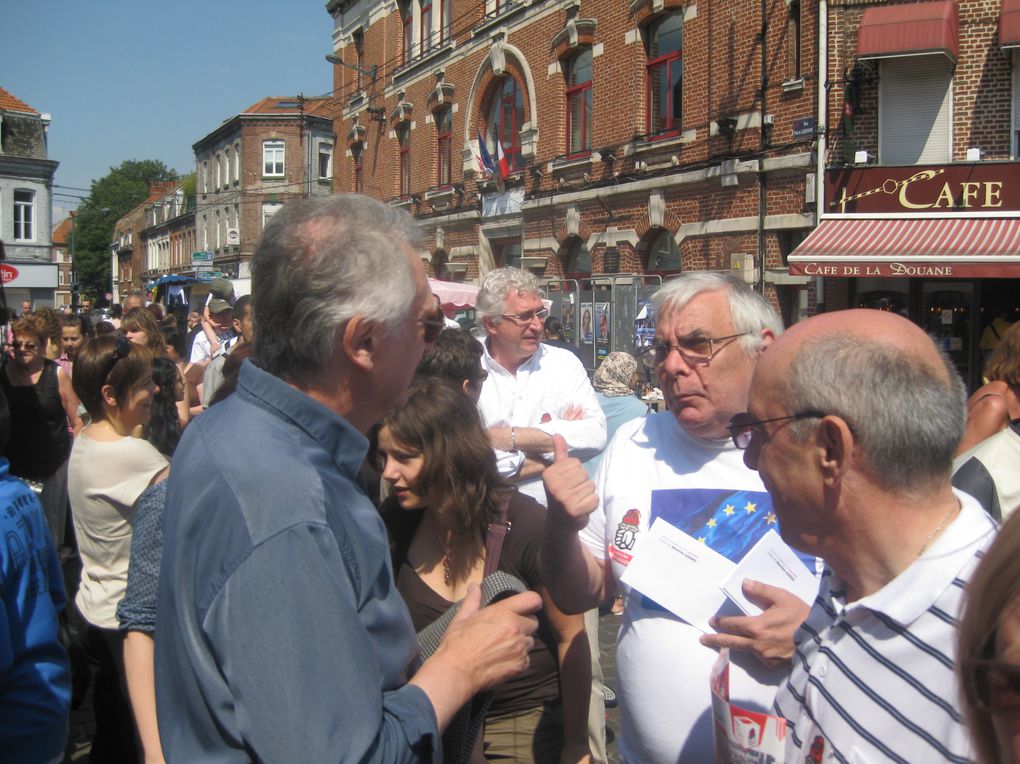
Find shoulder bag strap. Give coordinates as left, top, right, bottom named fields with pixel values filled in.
left=482, top=494, right=512, bottom=577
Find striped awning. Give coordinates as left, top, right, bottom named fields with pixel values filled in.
left=787, top=217, right=1020, bottom=278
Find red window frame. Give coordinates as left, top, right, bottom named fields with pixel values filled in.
left=487, top=77, right=523, bottom=174
left=646, top=16, right=683, bottom=137
left=402, top=8, right=413, bottom=65
left=398, top=125, right=411, bottom=196
left=421, top=0, right=433, bottom=54
left=439, top=0, right=452, bottom=44
left=566, top=50, right=593, bottom=157
left=437, top=107, right=452, bottom=187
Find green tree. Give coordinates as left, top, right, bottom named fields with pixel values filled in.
left=74, top=159, right=179, bottom=302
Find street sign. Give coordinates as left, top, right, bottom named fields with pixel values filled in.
left=792, top=117, right=816, bottom=139
left=196, top=271, right=214, bottom=282
left=194, top=264, right=214, bottom=273
left=191, top=251, right=214, bottom=264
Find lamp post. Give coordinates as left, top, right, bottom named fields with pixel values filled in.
left=70, top=210, right=79, bottom=313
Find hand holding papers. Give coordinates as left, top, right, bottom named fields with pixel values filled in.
left=620, top=522, right=817, bottom=634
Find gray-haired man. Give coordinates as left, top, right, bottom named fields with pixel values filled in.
left=156, top=195, right=541, bottom=762
left=476, top=267, right=606, bottom=506
left=542, top=272, right=810, bottom=761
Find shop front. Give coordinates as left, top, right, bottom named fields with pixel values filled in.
left=788, top=163, right=1020, bottom=390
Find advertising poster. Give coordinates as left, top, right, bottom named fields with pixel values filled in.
left=562, top=302, right=576, bottom=342
left=595, top=302, right=610, bottom=344
left=580, top=302, right=593, bottom=343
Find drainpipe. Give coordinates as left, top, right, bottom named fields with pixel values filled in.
left=814, top=0, right=828, bottom=308
left=757, top=0, right=768, bottom=294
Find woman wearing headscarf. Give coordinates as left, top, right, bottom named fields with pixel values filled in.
left=583, top=352, right=647, bottom=479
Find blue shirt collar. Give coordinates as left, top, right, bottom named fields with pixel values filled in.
left=235, top=359, right=369, bottom=477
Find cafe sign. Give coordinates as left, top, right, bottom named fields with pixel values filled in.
left=826, top=164, right=1020, bottom=215
left=789, top=260, right=1020, bottom=279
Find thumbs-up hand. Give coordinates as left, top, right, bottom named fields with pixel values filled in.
left=543, top=434, right=599, bottom=531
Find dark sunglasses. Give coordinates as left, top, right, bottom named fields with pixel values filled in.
left=964, top=658, right=1020, bottom=715
left=416, top=296, right=445, bottom=344
left=12, top=341, right=38, bottom=350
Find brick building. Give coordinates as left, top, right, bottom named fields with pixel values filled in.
left=325, top=0, right=820, bottom=365
left=111, top=181, right=178, bottom=303
left=0, top=86, right=59, bottom=311
left=139, top=184, right=196, bottom=291
left=51, top=214, right=73, bottom=310
left=788, top=0, right=1020, bottom=389
left=191, top=96, right=336, bottom=282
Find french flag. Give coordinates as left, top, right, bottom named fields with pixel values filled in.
left=495, top=140, right=510, bottom=180
left=476, top=132, right=496, bottom=176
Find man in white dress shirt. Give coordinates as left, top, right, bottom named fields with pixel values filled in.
left=475, top=267, right=606, bottom=507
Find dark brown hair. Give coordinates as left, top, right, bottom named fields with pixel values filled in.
left=957, top=510, right=1020, bottom=764
left=72, top=335, right=155, bottom=418
left=370, top=377, right=510, bottom=546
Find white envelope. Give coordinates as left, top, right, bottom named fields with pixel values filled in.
left=719, top=529, right=819, bottom=616
left=619, top=517, right=736, bottom=633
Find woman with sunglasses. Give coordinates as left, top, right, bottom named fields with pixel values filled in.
left=1, top=315, right=83, bottom=546
left=371, top=378, right=591, bottom=764
left=958, top=508, right=1020, bottom=763
left=69, top=335, right=169, bottom=763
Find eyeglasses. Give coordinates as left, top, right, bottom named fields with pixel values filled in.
left=12, top=341, right=38, bottom=350
left=101, top=336, right=133, bottom=385
left=728, top=411, right=827, bottom=450
left=639, top=332, right=747, bottom=370
left=415, top=297, right=445, bottom=344
left=500, top=307, right=549, bottom=326
left=964, top=658, right=1020, bottom=715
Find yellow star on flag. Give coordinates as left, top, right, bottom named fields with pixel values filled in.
left=723, top=505, right=735, bottom=516
left=745, top=501, right=757, bottom=514
left=707, top=518, right=717, bottom=528
left=766, top=512, right=777, bottom=525
left=698, top=537, right=707, bottom=543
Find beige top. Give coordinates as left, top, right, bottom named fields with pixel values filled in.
left=69, top=430, right=168, bottom=629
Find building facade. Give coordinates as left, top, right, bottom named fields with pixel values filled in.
left=51, top=214, right=73, bottom=310
left=325, top=0, right=820, bottom=365
left=788, top=0, right=1020, bottom=389
left=191, top=96, right=336, bottom=282
left=0, top=86, right=59, bottom=310
left=139, top=185, right=196, bottom=286
left=111, top=181, right=178, bottom=303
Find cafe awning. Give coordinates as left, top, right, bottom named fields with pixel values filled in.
left=1001, top=0, right=1020, bottom=48
left=787, top=217, right=1020, bottom=278
left=857, top=1, right=958, bottom=63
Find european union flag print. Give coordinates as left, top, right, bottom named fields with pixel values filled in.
left=650, top=488, right=777, bottom=564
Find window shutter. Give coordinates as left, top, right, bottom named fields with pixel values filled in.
left=879, top=57, right=952, bottom=164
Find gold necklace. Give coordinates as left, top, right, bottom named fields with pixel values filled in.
left=918, top=501, right=959, bottom=557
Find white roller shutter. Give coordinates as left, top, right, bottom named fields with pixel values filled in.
left=879, top=56, right=952, bottom=164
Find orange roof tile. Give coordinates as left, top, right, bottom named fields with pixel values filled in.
left=52, top=216, right=74, bottom=245
left=242, top=96, right=334, bottom=116
left=0, top=86, right=39, bottom=115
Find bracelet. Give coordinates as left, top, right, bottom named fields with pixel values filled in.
left=511, top=426, right=517, bottom=452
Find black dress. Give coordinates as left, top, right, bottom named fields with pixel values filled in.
left=1, top=358, right=71, bottom=480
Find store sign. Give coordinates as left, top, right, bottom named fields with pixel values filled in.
left=0, top=262, right=57, bottom=287
left=826, top=164, right=1020, bottom=214
left=789, top=261, right=1020, bottom=278
left=0, top=264, right=19, bottom=284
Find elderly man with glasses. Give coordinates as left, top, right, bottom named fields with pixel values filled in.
left=740, top=308, right=994, bottom=763
left=541, top=272, right=811, bottom=762
left=475, top=267, right=606, bottom=507
left=156, top=196, right=542, bottom=762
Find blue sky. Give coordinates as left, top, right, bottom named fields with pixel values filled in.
left=3, top=1, right=335, bottom=218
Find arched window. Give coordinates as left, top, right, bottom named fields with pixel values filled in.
left=647, top=13, right=683, bottom=136
left=486, top=77, right=524, bottom=173
left=647, top=229, right=681, bottom=272
left=566, top=48, right=593, bottom=156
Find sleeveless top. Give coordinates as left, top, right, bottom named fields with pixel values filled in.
left=1, top=359, right=71, bottom=480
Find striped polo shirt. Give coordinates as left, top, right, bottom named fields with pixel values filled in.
left=774, top=491, right=996, bottom=763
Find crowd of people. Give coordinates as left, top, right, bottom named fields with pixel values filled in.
left=2, top=191, right=1019, bottom=764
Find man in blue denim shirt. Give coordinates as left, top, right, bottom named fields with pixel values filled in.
left=155, top=195, right=541, bottom=762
